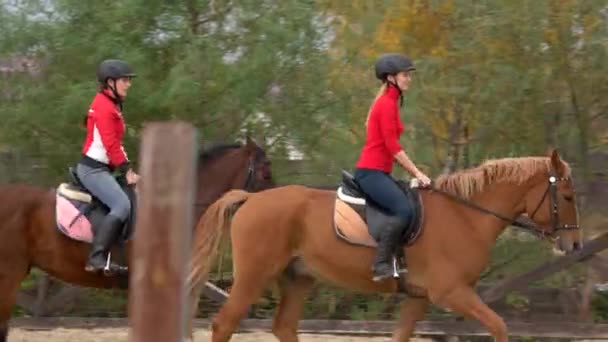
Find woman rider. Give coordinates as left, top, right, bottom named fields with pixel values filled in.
left=77, top=59, right=140, bottom=273
left=354, top=53, right=432, bottom=281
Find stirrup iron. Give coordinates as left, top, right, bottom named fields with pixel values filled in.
left=103, top=252, right=128, bottom=276
left=103, top=252, right=113, bottom=276
left=393, top=256, right=407, bottom=278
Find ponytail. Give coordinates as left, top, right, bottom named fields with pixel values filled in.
left=365, top=83, right=387, bottom=127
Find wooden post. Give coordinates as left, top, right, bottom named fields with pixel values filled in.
left=128, top=121, right=198, bottom=342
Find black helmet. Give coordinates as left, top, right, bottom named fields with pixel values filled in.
left=374, top=53, right=415, bottom=81
left=96, top=59, right=136, bottom=84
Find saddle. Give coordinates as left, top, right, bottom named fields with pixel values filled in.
left=54, top=166, right=137, bottom=276
left=333, top=170, right=424, bottom=276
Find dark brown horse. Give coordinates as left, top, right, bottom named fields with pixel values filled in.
left=0, top=136, right=274, bottom=342
left=188, top=149, right=582, bottom=342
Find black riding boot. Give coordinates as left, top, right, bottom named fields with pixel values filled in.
left=372, top=216, right=407, bottom=282
left=85, top=214, right=123, bottom=273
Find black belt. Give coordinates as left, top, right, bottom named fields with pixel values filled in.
left=79, top=154, right=112, bottom=171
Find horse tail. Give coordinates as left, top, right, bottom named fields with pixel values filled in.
left=187, top=189, right=252, bottom=291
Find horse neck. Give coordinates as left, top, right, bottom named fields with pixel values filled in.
left=195, top=149, right=249, bottom=208
left=466, top=177, right=537, bottom=245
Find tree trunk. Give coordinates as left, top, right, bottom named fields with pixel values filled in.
left=462, top=123, right=470, bottom=169
left=442, top=105, right=463, bottom=175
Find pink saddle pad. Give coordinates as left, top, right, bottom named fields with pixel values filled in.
left=55, top=194, right=93, bottom=243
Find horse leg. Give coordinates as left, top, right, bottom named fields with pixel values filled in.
left=272, top=272, right=315, bottom=342
left=391, top=297, right=429, bottom=341
left=211, top=252, right=291, bottom=341
left=432, top=286, right=508, bottom=342
left=211, top=271, right=280, bottom=342
left=185, top=281, right=204, bottom=342
left=0, top=263, right=29, bottom=342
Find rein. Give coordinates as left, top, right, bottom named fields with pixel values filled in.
left=420, top=170, right=579, bottom=240
left=424, top=186, right=549, bottom=239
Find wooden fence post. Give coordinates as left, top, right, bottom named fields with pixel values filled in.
left=128, top=121, right=198, bottom=342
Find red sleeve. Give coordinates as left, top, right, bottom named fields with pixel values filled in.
left=95, top=107, right=128, bottom=167
left=377, top=101, right=403, bottom=155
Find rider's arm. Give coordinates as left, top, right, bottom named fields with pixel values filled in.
left=394, top=150, right=424, bottom=178
left=377, top=102, right=423, bottom=178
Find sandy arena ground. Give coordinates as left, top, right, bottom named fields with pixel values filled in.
left=7, top=327, right=433, bottom=341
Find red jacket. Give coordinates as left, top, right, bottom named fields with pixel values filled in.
left=355, top=84, right=404, bottom=173
left=81, top=89, right=129, bottom=170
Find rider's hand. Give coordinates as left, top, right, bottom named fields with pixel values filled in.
left=414, top=171, right=432, bottom=187
left=126, top=169, right=140, bottom=185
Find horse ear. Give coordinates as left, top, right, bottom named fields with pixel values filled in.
left=245, top=135, right=256, bottom=150
left=550, top=148, right=565, bottom=175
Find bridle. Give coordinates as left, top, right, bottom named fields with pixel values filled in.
left=193, top=148, right=266, bottom=209
left=526, top=170, right=580, bottom=237
left=242, top=147, right=271, bottom=192
left=242, top=156, right=256, bottom=191
left=425, top=169, right=580, bottom=240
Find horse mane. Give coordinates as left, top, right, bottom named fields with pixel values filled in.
left=434, top=156, right=572, bottom=199
left=198, top=142, right=243, bottom=164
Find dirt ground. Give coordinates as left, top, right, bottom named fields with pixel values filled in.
left=7, top=327, right=434, bottom=341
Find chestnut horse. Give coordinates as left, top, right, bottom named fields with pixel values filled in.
left=0, top=137, right=274, bottom=342
left=188, top=149, right=582, bottom=342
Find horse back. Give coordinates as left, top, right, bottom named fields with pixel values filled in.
left=0, top=183, right=53, bottom=217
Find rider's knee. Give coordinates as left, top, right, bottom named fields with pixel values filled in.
left=110, top=195, right=131, bottom=221
left=395, top=207, right=412, bottom=223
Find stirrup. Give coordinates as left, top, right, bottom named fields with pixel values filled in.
left=393, top=257, right=407, bottom=277
left=103, top=252, right=112, bottom=275
left=103, top=252, right=128, bottom=276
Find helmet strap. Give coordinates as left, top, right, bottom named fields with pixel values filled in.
left=100, top=79, right=124, bottom=110
left=385, top=80, right=404, bottom=107
left=107, top=79, right=124, bottom=105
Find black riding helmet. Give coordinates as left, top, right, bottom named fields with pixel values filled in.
left=96, top=59, right=136, bottom=85
left=96, top=59, right=136, bottom=106
left=374, top=53, right=415, bottom=82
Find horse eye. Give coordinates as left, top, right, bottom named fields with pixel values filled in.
left=562, top=195, right=573, bottom=202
